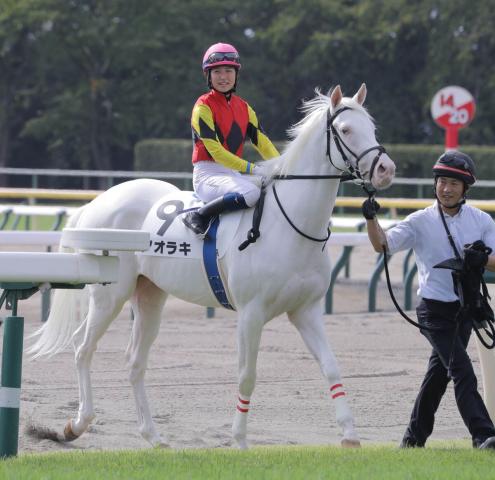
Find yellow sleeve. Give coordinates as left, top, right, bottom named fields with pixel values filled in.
left=247, top=105, right=279, bottom=160
left=191, top=103, right=255, bottom=173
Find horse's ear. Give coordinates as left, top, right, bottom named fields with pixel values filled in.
left=330, top=85, right=342, bottom=109
left=353, top=83, right=367, bottom=105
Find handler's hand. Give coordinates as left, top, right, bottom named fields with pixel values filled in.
left=463, top=247, right=489, bottom=270
left=362, top=198, right=381, bottom=220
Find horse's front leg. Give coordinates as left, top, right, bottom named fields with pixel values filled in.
left=232, top=305, right=266, bottom=450
left=288, top=302, right=360, bottom=447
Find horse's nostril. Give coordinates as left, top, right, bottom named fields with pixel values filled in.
left=378, top=164, right=386, bottom=174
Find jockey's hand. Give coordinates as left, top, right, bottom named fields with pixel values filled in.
left=362, top=198, right=380, bottom=220
left=253, top=165, right=265, bottom=176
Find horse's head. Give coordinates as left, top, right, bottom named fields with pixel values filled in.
left=328, top=84, right=395, bottom=190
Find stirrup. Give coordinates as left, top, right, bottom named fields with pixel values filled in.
left=182, top=211, right=214, bottom=238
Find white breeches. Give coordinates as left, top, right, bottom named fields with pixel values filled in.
left=193, top=161, right=262, bottom=207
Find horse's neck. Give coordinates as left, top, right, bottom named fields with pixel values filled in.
left=274, top=148, right=341, bottom=234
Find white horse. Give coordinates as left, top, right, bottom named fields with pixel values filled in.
left=29, top=84, right=396, bottom=449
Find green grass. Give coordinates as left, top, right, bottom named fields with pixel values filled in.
left=2, top=442, right=495, bottom=480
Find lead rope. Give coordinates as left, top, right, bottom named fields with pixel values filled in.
left=382, top=245, right=435, bottom=332
left=374, top=189, right=436, bottom=332
left=438, top=204, right=495, bottom=351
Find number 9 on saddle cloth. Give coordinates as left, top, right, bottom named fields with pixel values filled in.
left=435, top=240, right=495, bottom=348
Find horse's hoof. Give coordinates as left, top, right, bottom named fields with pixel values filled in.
left=153, top=439, right=170, bottom=449
left=341, top=438, right=361, bottom=448
left=236, top=440, right=248, bottom=450
left=63, top=420, right=80, bottom=442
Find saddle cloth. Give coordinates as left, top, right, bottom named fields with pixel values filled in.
left=139, top=191, right=244, bottom=308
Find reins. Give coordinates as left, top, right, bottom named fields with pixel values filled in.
left=239, top=106, right=385, bottom=250
left=272, top=183, right=331, bottom=247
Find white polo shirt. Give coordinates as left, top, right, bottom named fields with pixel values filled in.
left=386, top=201, right=495, bottom=302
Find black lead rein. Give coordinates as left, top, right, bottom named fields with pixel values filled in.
left=382, top=243, right=436, bottom=332
left=366, top=190, right=437, bottom=332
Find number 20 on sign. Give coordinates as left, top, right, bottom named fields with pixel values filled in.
left=430, top=85, right=476, bottom=150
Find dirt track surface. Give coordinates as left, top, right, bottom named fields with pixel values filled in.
left=2, top=244, right=492, bottom=454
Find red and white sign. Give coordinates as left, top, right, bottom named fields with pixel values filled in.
left=430, top=86, right=476, bottom=149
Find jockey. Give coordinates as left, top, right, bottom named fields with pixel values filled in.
left=182, top=42, right=279, bottom=236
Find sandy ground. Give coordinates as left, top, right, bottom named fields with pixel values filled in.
left=2, top=243, right=494, bottom=454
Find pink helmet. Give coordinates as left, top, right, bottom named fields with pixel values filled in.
left=202, top=43, right=241, bottom=72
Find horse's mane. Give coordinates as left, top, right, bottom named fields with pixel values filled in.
left=261, top=89, right=373, bottom=177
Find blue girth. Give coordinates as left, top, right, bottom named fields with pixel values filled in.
left=202, top=217, right=235, bottom=310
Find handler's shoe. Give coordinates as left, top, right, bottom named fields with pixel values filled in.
left=399, top=437, right=424, bottom=449
left=479, top=436, right=495, bottom=450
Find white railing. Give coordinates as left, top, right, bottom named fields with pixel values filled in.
left=1, top=167, right=495, bottom=194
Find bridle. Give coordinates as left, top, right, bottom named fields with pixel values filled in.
left=271, top=106, right=387, bottom=246
left=326, top=107, right=386, bottom=188
left=273, top=107, right=386, bottom=185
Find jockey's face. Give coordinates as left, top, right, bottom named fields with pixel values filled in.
left=210, top=66, right=237, bottom=93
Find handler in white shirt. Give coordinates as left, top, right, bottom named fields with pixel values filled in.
left=363, top=150, right=495, bottom=450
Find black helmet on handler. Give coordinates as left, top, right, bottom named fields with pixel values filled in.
left=432, top=150, right=476, bottom=186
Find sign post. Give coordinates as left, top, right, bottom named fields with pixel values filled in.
left=430, top=86, right=476, bottom=150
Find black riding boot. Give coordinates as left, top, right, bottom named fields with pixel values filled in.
left=183, top=192, right=248, bottom=236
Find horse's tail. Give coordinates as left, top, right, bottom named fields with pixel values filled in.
left=27, top=206, right=88, bottom=359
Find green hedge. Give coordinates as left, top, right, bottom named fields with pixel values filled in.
left=357, top=144, right=495, bottom=200
left=134, top=140, right=495, bottom=200
left=384, top=144, right=495, bottom=180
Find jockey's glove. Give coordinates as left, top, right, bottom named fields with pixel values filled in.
left=362, top=198, right=381, bottom=220
left=253, top=165, right=264, bottom=176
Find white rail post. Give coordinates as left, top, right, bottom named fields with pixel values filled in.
left=0, top=228, right=149, bottom=458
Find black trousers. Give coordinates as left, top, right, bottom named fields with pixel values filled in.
left=402, top=298, right=495, bottom=447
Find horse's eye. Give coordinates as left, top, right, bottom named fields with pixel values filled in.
left=341, top=127, right=350, bottom=135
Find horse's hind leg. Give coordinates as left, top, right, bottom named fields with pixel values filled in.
left=65, top=280, right=134, bottom=441
left=127, top=276, right=168, bottom=447
left=288, top=302, right=360, bottom=447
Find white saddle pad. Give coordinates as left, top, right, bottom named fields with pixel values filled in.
left=139, top=191, right=244, bottom=260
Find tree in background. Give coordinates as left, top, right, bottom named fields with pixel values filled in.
left=1, top=0, right=495, bottom=181
left=0, top=0, right=45, bottom=180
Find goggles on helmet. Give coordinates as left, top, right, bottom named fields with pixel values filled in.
left=203, top=52, right=240, bottom=69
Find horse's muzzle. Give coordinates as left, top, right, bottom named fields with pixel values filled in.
left=370, top=155, right=396, bottom=190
